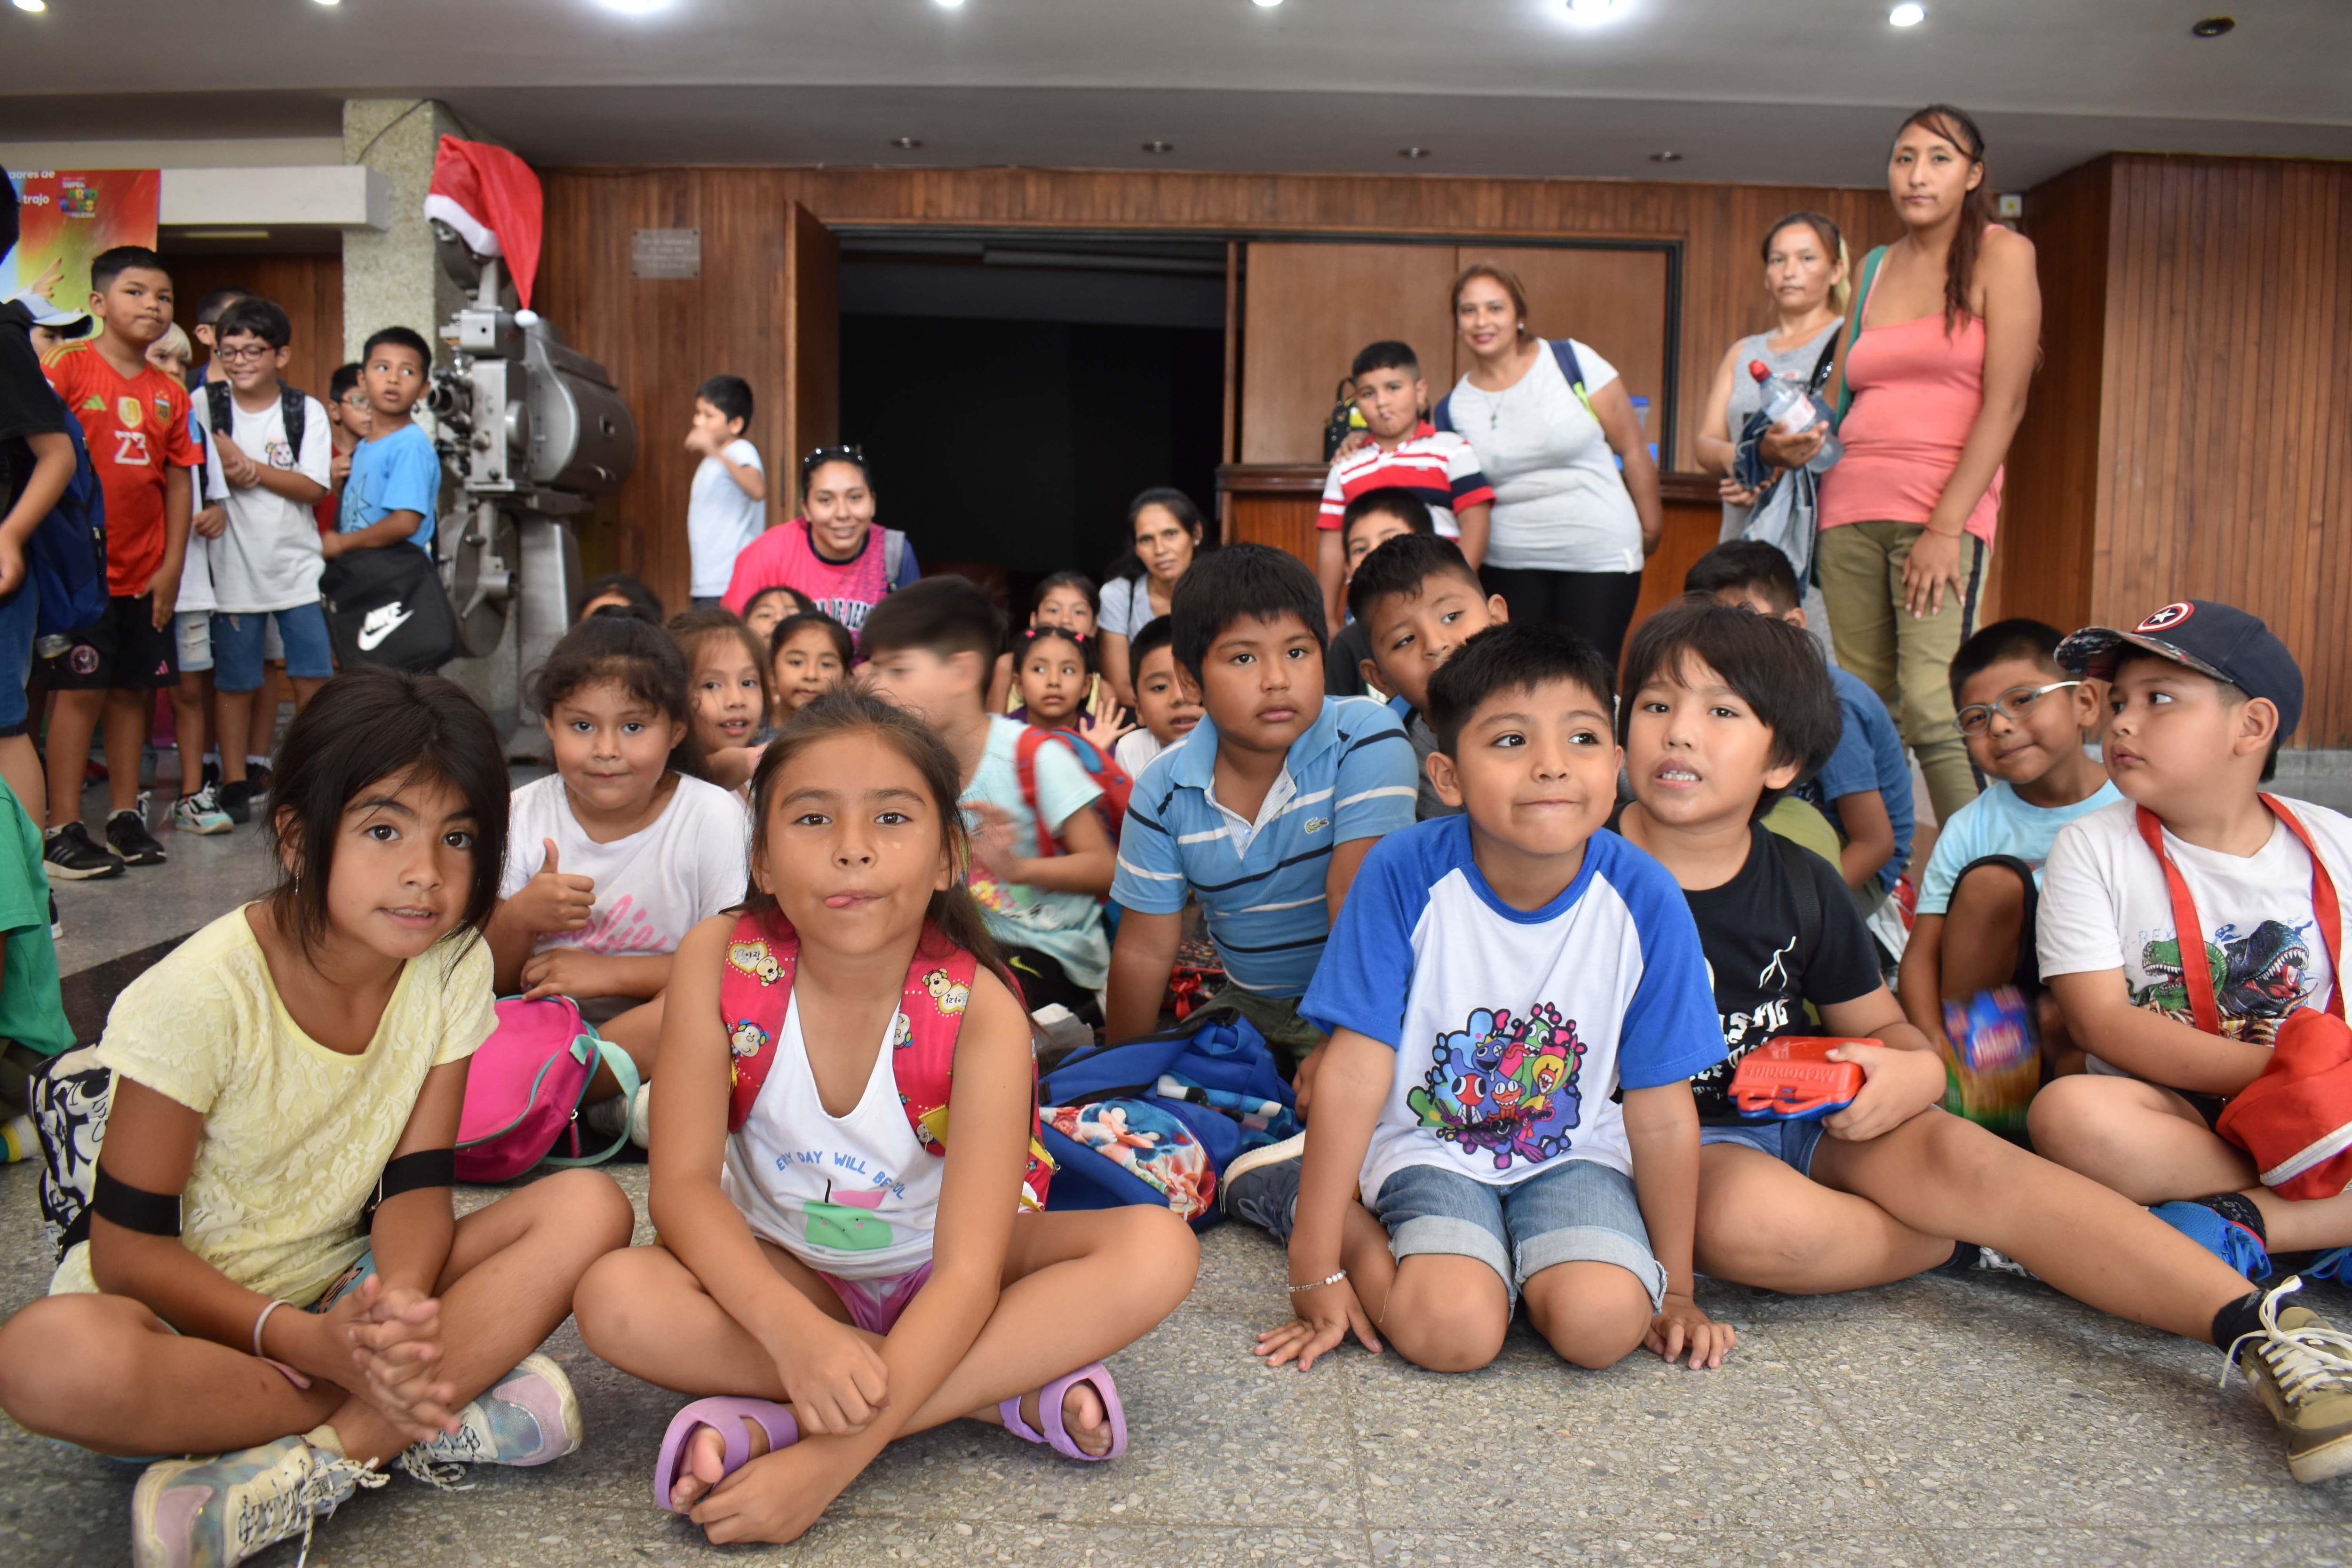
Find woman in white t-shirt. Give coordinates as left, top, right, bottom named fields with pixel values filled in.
left=1437, top=263, right=1662, bottom=670
left=1096, top=487, right=1205, bottom=708
left=487, top=614, right=752, bottom=1105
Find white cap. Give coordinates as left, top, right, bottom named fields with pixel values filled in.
left=10, top=292, right=91, bottom=334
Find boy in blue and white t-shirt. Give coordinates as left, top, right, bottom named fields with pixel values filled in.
left=1238, top=621, right=1732, bottom=1378
left=683, top=374, right=766, bottom=607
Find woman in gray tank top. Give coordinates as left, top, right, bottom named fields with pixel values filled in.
left=1696, top=213, right=1849, bottom=542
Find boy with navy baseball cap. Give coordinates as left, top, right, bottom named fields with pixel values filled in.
left=2026, top=599, right=2352, bottom=1481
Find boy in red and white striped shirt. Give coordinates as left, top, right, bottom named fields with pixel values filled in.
left=1315, top=340, right=1493, bottom=631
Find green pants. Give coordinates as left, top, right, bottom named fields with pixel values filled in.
left=1208, top=987, right=1328, bottom=1082
left=1815, top=520, right=1986, bottom=826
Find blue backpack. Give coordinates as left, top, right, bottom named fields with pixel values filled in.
left=28, top=396, right=107, bottom=641
left=1431, top=338, right=1592, bottom=431
left=1038, top=1011, right=1300, bottom=1231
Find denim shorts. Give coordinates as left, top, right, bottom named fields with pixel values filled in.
left=1372, top=1158, right=1667, bottom=1311
left=0, top=575, right=32, bottom=735
left=173, top=610, right=212, bottom=674
left=212, top=603, right=332, bottom=689
left=1699, top=1118, right=1826, bottom=1177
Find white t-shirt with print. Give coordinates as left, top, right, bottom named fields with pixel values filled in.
left=200, top=390, right=332, bottom=613
left=500, top=772, right=752, bottom=966
left=2038, top=797, right=2351, bottom=1070
left=688, top=439, right=766, bottom=599
left=1443, top=340, right=1641, bottom=574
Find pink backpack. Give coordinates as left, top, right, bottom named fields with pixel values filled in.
left=455, top=994, right=644, bottom=1183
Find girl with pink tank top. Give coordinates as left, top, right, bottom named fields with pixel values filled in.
left=1817, top=105, right=2042, bottom=828
left=721, top=449, right=918, bottom=646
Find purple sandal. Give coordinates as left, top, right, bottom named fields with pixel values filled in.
left=998, top=1361, right=1127, bottom=1462
left=653, top=1397, right=800, bottom=1512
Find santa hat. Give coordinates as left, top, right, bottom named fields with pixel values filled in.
left=422, top=136, right=544, bottom=309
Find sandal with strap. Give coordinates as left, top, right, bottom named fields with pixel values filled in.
left=653, top=1397, right=800, bottom=1513
left=998, top=1361, right=1127, bottom=1462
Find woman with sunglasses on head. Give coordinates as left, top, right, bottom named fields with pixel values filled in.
left=1816, top=104, right=2042, bottom=826
left=721, top=447, right=918, bottom=649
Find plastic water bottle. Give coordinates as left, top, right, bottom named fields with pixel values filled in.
left=1749, top=360, right=1842, bottom=472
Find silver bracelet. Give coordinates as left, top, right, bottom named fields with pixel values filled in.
left=1287, top=1268, right=1347, bottom=1295
left=251, top=1298, right=290, bottom=1360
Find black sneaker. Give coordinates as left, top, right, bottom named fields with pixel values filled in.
left=217, top=778, right=254, bottom=825
left=1219, top=1132, right=1304, bottom=1241
left=43, top=821, right=124, bottom=881
left=200, top=758, right=221, bottom=792
left=105, top=808, right=168, bottom=867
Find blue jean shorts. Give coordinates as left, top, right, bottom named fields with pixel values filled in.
left=1699, top=1118, right=1827, bottom=1177
left=211, top=602, right=333, bottom=690
left=0, top=575, right=33, bottom=735
left=1372, top=1158, right=1667, bottom=1311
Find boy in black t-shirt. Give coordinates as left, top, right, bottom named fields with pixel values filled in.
left=1612, top=598, right=2352, bottom=1484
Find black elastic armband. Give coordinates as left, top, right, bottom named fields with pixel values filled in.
left=92, top=1165, right=182, bottom=1237
left=363, top=1147, right=456, bottom=1233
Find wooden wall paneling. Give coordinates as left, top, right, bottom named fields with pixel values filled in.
left=1239, top=243, right=1459, bottom=462
left=162, top=252, right=345, bottom=413
left=783, top=202, right=840, bottom=517
left=2000, top=156, right=2112, bottom=632
left=1451, top=247, right=1669, bottom=452
left=1626, top=498, right=1726, bottom=636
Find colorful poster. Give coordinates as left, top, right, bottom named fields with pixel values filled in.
left=3, top=168, right=162, bottom=323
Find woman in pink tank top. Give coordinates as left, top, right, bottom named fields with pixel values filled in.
left=722, top=447, right=919, bottom=646
left=1817, top=104, right=2042, bottom=826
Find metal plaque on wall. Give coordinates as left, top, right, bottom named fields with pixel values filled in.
left=630, top=228, right=701, bottom=280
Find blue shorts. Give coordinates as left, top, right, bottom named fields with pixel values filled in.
left=1699, top=1118, right=1827, bottom=1177
left=1372, top=1158, right=1667, bottom=1311
left=211, top=603, right=333, bottom=690
left=0, top=575, right=33, bottom=735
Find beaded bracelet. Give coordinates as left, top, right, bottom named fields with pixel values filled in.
left=1287, top=1268, right=1347, bottom=1295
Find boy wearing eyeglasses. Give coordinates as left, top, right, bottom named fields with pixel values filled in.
left=1685, top=542, right=1914, bottom=914
left=1897, top=619, right=2117, bottom=1078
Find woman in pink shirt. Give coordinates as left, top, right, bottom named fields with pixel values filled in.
left=721, top=446, right=918, bottom=646
left=1813, top=104, right=2041, bottom=824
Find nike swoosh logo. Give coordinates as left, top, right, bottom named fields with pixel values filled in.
left=357, top=604, right=415, bottom=652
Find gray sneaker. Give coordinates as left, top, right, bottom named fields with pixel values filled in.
left=1219, top=1132, right=1304, bottom=1241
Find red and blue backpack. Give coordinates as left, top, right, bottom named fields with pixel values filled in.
left=1014, top=726, right=1131, bottom=852
left=718, top=910, right=1053, bottom=1212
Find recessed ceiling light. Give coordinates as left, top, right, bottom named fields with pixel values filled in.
left=891, top=137, right=923, bottom=150
left=1889, top=2, right=1924, bottom=25
left=1651, top=151, right=1683, bottom=163
left=592, top=0, right=671, bottom=13
left=10, top=0, right=48, bottom=13
left=1398, top=147, right=1431, bottom=160
left=2191, top=15, right=2235, bottom=36
left=1142, top=141, right=1175, bottom=154
left=934, top=0, right=964, bottom=8
left=1563, top=0, right=1622, bottom=17
left=1252, top=0, right=1284, bottom=7
left=312, top=0, right=340, bottom=8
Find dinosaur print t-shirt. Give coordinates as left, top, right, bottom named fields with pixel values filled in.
left=2039, top=798, right=2350, bottom=1068
left=724, top=988, right=942, bottom=1280
left=1303, top=815, right=1724, bottom=1194
left=500, top=773, right=751, bottom=1004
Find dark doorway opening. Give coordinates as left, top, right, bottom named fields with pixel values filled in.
left=836, top=233, right=1225, bottom=612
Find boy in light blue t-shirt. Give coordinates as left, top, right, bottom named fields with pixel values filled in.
left=1898, top=618, right=2118, bottom=1075
left=1235, top=621, right=1730, bottom=1379
left=329, top=326, right=437, bottom=560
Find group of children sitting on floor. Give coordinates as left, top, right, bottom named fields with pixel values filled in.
left=2, top=514, right=2349, bottom=1566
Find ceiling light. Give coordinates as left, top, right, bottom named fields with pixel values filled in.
left=1889, top=3, right=1924, bottom=24
left=592, top=0, right=672, bottom=12
left=11, top=0, right=47, bottom=13
left=1398, top=147, right=1430, bottom=160
left=891, top=137, right=923, bottom=150
left=934, top=0, right=965, bottom=8
left=1651, top=151, right=1683, bottom=163
left=1252, top=0, right=1284, bottom=7
left=312, top=0, right=340, bottom=8
left=2191, top=16, right=2235, bottom=36
left=1142, top=141, right=1175, bottom=154
left=1563, top=0, right=1622, bottom=17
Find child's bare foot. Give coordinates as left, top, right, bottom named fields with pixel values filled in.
left=672, top=1415, right=773, bottom=1510
left=995, top=1379, right=1112, bottom=1457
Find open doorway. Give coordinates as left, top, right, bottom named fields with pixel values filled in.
left=835, top=233, right=1226, bottom=611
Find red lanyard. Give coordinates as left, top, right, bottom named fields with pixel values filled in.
left=2136, top=796, right=2345, bottom=1035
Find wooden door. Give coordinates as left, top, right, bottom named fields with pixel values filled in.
left=1452, top=246, right=1670, bottom=456
left=781, top=203, right=839, bottom=517
left=1239, top=242, right=1460, bottom=462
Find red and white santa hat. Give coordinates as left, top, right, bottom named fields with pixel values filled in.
left=422, top=135, right=544, bottom=308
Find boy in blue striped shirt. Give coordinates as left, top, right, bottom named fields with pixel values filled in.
left=1106, top=546, right=1418, bottom=1099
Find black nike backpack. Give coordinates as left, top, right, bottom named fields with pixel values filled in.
left=319, top=542, right=461, bottom=674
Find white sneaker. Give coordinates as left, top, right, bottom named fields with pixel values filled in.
left=132, top=1431, right=383, bottom=1568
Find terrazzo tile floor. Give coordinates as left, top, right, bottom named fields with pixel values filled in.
left=7, top=761, right=2352, bottom=1566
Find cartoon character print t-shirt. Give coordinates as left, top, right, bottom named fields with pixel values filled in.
left=1673, top=824, right=1885, bottom=1122
left=2038, top=797, right=2350, bottom=1068
left=1304, top=816, right=1725, bottom=1195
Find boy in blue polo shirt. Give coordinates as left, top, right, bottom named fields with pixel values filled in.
left=1242, top=621, right=1732, bottom=1378
left=1106, top=545, right=1416, bottom=1089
